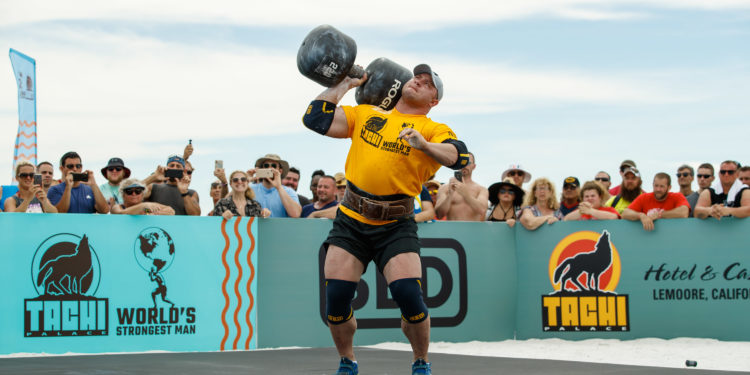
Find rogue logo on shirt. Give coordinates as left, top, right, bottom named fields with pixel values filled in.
left=541, top=230, right=630, bottom=332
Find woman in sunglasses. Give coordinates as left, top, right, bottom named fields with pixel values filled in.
left=111, top=179, right=175, bottom=215
left=212, top=171, right=271, bottom=219
left=486, top=178, right=525, bottom=227
left=4, top=160, right=57, bottom=213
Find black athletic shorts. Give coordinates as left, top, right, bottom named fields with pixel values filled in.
left=324, top=210, right=420, bottom=274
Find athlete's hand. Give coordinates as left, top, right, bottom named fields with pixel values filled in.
left=398, top=127, right=427, bottom=150
left=341, top=70, right=367, bottom=90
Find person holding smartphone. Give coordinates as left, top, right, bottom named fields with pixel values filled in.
left=248, top=153, right=301, bottom=218
left=4, top=160, right=57, bottom=213
left=47, top=151, right=109, bottom=214
left=143, top=155, right=200, bottom=216
left=434, top=152, right=489, bottom=221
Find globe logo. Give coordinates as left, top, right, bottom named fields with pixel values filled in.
left=134, top=227, right=175, bottom=273
left=134, top=227, right=176, bottom=307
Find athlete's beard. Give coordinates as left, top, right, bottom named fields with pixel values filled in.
left=621, top=182, right=642, bottom=202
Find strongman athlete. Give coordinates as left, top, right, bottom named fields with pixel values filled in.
left=303, top=64, right=469, bottom=375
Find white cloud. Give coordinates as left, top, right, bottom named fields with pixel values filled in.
left=3, top=0, right=750, bottom=27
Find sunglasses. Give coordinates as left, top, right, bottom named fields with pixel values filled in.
left=211, top=183, right=222, bottom=188
left=123, top=188, right=144, bottom=195
left=499, top=188, right=515, bottom=195
left=720, top=170, right=736, bottom=175
left=107, top=167, right=123, bottom=172
left=186, top=170, right=193, bottom=175
left=232, top=177, right=248, bottom=183
left=563, top=185, right=578, bottom=190
left=697, top=174, right=712, bottom=179
left=18, top=172, right=34, bottom=179
left=507, top=171, right=524, bottom=177
left=676, top=172, right=692, bottom=178
left=429, top=189, right=438, bottom=195
left=65, top=163, right=83, bottom=169
left=595, top=177, right=610, bottom=182
left=262, top=163, right=279, bottom=169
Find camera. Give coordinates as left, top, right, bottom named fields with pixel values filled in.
left=72, top=173, right=89, bottom=182
left=165, top=169, right=184, bottom=180
left=255, top=169, right=274, bottom=179
left=454, top=171, right=463, bottom=182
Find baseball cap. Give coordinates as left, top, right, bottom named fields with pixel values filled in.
left=167, top=154, right=185, bottom=167
left=334, top=172, right=346, bottom=187
left=563, top=176, right=580, bottom=188
left=623, top=166, right=641, bottom=178
left=413, top=64, right=443, bottom=101
left=620, top=159, right=636, bottom=168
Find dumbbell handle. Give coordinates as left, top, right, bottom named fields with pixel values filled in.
left=347, top=65, right=365, bottom=79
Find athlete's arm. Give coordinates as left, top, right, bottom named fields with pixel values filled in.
left=397, top=127, right=459, bottom=167
left=303, top=74, right=367, bottom=139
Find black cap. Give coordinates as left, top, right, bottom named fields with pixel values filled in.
left=563, top=176, right=580, bottom=188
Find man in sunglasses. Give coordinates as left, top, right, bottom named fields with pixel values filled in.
left=99, top=157, right=131, bottom=206
left=676, top=165, right=697, bottom=217
left=594, top=171, right=612, bottom=191
left=111, top=179, right=175, bottom=215
left=47, top=151, right=109, bottom=214
left=695, top=160, right=748, bottom=219
left=501, top=164, right=531, bottom=188
left=249, top=153, right=301, bottom=218
left=143, top=155, right=200, bottom=216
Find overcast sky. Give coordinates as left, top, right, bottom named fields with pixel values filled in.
left=2, top=1, right=749, bottom=213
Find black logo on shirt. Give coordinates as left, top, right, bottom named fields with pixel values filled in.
left=360, top=116, right=387, bottom=147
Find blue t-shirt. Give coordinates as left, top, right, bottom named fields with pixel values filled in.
left=250, top=183, right=300, bottom=218
left=301, top=200, right=339, bottom=218
left=48, top=182, right=97, bottom=213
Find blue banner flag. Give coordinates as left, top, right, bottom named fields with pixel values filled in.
left=9, top=48, right=38, bottom=183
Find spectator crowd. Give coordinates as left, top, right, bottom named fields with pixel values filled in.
left=2, top=142, right=747, bottom=231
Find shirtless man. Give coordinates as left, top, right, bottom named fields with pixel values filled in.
left=435, top=153, right=489, bottom=221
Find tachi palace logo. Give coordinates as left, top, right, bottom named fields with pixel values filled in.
left=25, top=234, right=108, bottom=337
left=542, top=230, right=629, bottom=332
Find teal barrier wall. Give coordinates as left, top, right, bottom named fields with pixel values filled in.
left=256, top=220, right=517, bottom=348
left=0, top=214, right=257, bottom=355
left=2, top=214, right=749, bottom=354
left=516, top=218, right=750, bottom=340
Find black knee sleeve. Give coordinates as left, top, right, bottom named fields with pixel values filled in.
left=325, top=279, right=357, bottom=325
left=389, top=278, right=429, bottom=324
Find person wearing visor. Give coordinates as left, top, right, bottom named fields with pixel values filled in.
left=303, top=63, right=470, bottom=375
left=143, top=155, right=200, bottom=215
left=111, top=179, right=174, bottom=215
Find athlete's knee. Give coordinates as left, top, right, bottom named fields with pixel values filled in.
left=325, top=279, right=358, bottom=325
left=388, top=278, right=429, bottom=324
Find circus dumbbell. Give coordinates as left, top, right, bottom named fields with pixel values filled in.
left=297, top=25, right=413, bottom=111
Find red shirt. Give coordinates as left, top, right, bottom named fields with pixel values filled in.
left=627, top=192, right=689, bottom=215
left=581, top=206, right=620, bottom=220
left=609, top=185, right=621, bottom=196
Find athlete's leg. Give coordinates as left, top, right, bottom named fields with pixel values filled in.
left=325, top=245, right=365, bottom=361
left=383, top=252, right=430, bottom=362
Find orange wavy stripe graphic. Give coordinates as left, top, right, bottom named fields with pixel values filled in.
left=244, top=217, right=256, bottom=350
left=15, top=143, right=37, bottom=150
left=231, top=218, right=244, bottom=350
left=14, top=154, right=37, bottom=160
left=219, top=219, right=232, bottom=351
left=18, top=121, right=36, bottom=128
left=17, top=131, right=37, bottom=137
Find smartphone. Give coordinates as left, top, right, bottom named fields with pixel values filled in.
left=454, top=171, right=463, bottom=182
left=165, top=169, right=184, bottom=180
left=255, top=168, right=274, bottom=179
left=215, top=160, right=223, bottom=170
left=188, top=139, right=192, bottom=145
left=72, top=172, right=89, bottom=182
left=33, top=174, right=42, bottom=186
